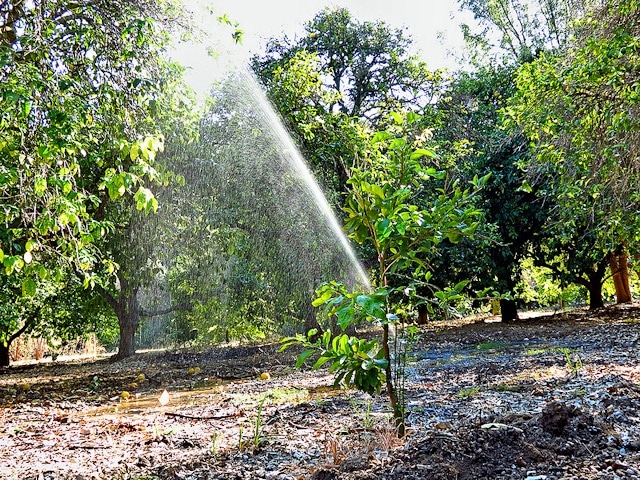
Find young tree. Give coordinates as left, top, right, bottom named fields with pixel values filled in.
left=284, top=112, right=487, bottom=436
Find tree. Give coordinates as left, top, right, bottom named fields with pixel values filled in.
left=0, top=0, right=192, bottom=363
left=458, top=0, right=591, bottom=63
left=506, top=0, right=640, bottom=305
left=254, top=7, right=441, bottom=122
left=252, top=8, right=444, bottom=201
left=284, top=112, right=487, bottom=436
left=426, top=65, right=549, bottom=321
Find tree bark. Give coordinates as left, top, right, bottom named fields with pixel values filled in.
left=0, top=344, right=10, bottom=368
left=416, top=303, right=429, bottom=325
left=574, top=261, right=607, bottom=309
left=500, top=298, right=519, bottom=322
left=587, top=281, right=605, bottom=309
left=0, top=311, right=38, bottom=367
left=610, top=250, right=632, bottom=304
left=112, top=290, right=141, bottom=361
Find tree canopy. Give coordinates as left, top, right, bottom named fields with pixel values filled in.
left=0, top=0, right=194, bottom=363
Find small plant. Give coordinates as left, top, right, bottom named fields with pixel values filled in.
left=88, top=376, right=100, bottom=391
left=351, top=400, right=375, bottom=429
left=324, top=431, right=347, bottom=465
left=252, top=396, right=268, bottom=450
left=33, top=337, right=47, bottom=360
left=476, top=340, right=508, bottom=351
left=458, top=386, right=481, bottom=398
left=239, top=396, right=269, bottom=452
left=492, top=382, right=521, bottom=392
left=556, top=347, right=583, bottom=375
left=210, top=429, right=222, bottom=455
left=526, top=347, right=549, bottom=356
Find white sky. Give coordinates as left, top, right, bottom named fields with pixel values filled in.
left=176, top=0, right=471, bottom=96
left=213, top=0, right=466, bottom=67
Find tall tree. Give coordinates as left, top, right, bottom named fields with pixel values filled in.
left=252, top=8, right=444, bottom=202
left=458, top=0, right=591, bottom=63
left=428, top=65, right=549, bottom=321
left=0, top=0, right=193, bottom=363
left=507, top=0, right=640, bottom=304
left=254, top=7, right=440, bottom=122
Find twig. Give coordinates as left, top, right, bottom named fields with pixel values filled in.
left=165, top=411, right=239, bottom=421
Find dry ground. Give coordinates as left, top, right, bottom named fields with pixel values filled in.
left=1, top=304, right=639, bottom=480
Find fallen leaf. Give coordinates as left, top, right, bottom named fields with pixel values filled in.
left=159, top=389, right=170, bottom=406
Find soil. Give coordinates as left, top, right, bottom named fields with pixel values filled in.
left=1, top=304, right=640, bottom=480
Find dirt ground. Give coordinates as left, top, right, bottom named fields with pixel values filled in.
left=1, top=304, right=639, bottom=480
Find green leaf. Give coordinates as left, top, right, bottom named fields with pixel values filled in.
left=518, top=180, right=533, bottom=193
left=22, top=278, right=36, bottom=297
left=356, top=294, right=387, bottom=320
left=295, top=349, right=316, bottom=369
left=312, top=288, right=334, bottom=307
left=410, top=148, right=437, bottom=160
left=312, top=355, right=333, bottom=370
left=335, top=305, right=355, bottom=331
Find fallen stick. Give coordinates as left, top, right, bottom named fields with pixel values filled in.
left=165, top=411, right=239, bottom=420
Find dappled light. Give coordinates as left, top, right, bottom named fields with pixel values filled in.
left=2, top=0, right=640, bottom=478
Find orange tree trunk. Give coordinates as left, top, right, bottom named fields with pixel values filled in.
left=610, top=251, right=632, bottom=304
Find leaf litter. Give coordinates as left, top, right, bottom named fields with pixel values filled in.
left=0, top=304, right=639, bottom=479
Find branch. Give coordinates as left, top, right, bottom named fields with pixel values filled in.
left=93, top=283, right=118, bottom=311
left=9, top=306, right=42, bottom=344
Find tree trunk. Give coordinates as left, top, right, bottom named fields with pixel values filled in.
left=575, top=260, right=607, bottom=309
left=587, top=281, right=605, bottom=309
left=0, top=343, right=10, bottom=368
left=303, top=296, right=323, bottom=342
left=610, top=250, right=632, bottom=304
left=416, top=304, right=429, bottom=325
left=500, top=298, right=519, bottom=322
left=112, top=290, right=141, bottom=362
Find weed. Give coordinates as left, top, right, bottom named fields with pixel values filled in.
left=324, top=431, right=347, bottom=465
left=476, top=340, right=508, bottom=351
left=458, top=386, right=481, bottom=398
left=351, top=399, right=375, bottom=429
left=239, top=396, right=269, bottom=451
left=88, top=376, right=100, bottom=390
left=556, top=347, right=583, bottom=375
left=374, top=419, right=404, bottom=451
left=210, top=429, right=222, bottom=455
left=252, top=396, right=268, bottom=450
left=525, top=347, right=550, bottom=356
left=238, top=422, right=245, bottom=450
left=492, top=382, right=521, bottom=392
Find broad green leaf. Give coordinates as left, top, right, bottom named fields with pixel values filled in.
left=410, top=148, right=437, bottom=160
left=312, top=355, right=333, bottom=370
left=295, top=349, right=316, bottom=369
left=22, top=278, right=36, bottom=297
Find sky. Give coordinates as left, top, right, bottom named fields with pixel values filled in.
left=211, top=0, right=468, bottom=68
left=176, top=0, right=472, bottom=96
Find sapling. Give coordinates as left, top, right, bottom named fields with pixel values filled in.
left=282, top=112, right=487, bottom=437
